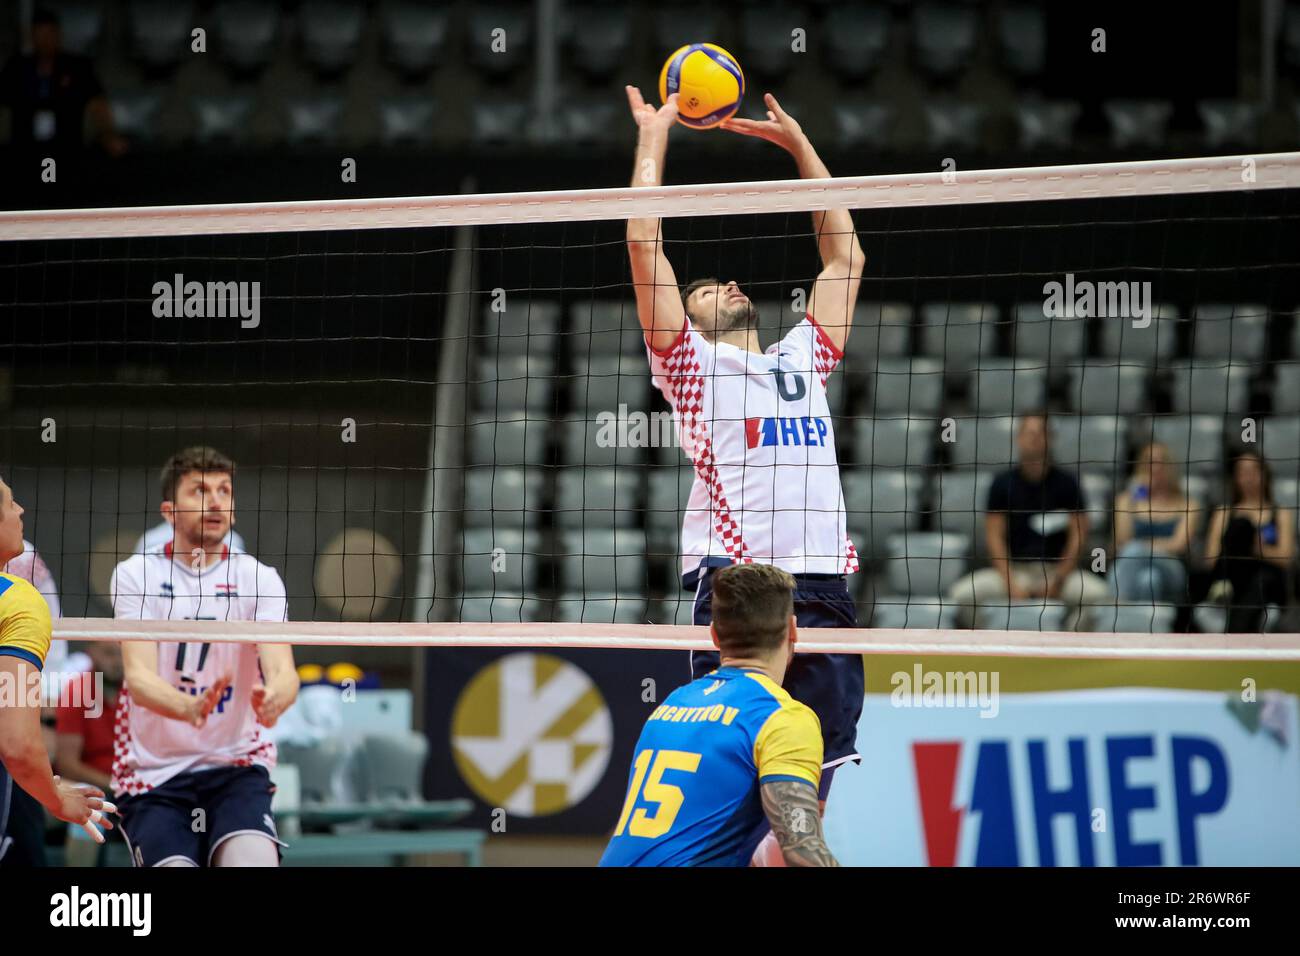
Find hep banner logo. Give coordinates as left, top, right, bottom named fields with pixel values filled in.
left=745, top=416, right=829, bottom=449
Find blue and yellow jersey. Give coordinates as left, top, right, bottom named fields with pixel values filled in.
left=600, top=666, right=822, bottom=867
left=0, top=572, right=52, bottom=671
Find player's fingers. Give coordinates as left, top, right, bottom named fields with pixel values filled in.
left=80, top=817, right=106, bottom=845
left=98, top=799, right=118, bottom=815
left=765, top=92, right=785, bottom=116
left=626, top=85, right=644, bottom=113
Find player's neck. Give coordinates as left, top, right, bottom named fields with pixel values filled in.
left=719, top=653, right=786, bottom=686
left=170, top=536, right=227, bottom=569
left=712, top=328, right=763, bottom=354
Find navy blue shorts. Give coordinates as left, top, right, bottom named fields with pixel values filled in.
left=117, top=765, right=284, bottom=867
left=689, top=570, right=864, bottom=769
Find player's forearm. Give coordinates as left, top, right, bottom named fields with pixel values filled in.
left=0, top=735, right=61, bottom=810
left=761, top=780, right=840, bottom=867
left=627, top=130, right=668, bottom=246
left=790, top=138, right=862, bottom=272
left=124, top=668, right=196, bottom=722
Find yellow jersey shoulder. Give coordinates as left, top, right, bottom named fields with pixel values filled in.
left=743, top=671, right=821, bottom=726
left=0, top=572, right=54, bottom=670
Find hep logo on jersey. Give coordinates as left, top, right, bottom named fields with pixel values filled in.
left=745, top=416, right=829, bottom=449
left=180, top=683, right=235, bottom=713
left=913, top=735, right=1229, bottom=867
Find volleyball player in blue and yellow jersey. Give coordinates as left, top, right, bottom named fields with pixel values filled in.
left=601, top=564, right=838, bottom=867
left=0, top=476, right=115, bottom=849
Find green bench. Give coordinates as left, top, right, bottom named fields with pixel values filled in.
left=277, top=798, right=485, bottom=867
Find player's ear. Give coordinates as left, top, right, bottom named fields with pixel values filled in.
left=709, top=623, right=721, bottom=651
left=788, top=614, right=798, bottom=647
left=160, top=500, right=175, bottom=523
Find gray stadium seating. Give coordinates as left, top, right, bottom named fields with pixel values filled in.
left=570, top=355, right=647, bottom=414
left=1050, top=415, right=1129, bottom=474
left=1273, top=363, right=1300, bottom=414
left=476, top=300, right=559, bottom=357
left=1090, top=604, right=1177, bottom=634
left=976, top=600, right=1068, bottom=632
left=1080, top=471, right=1116, bottom=533
left=1140, top=415, right=1228, bottom=476
left=128, top=0, right=194, bottom=71
left=359, top=733, right=428, bottom=802
left=884, top=531, right=971, bottom=597
left=1063, top=362, right=1150, bottom=415
left=932, top=467, right=995, bottom=547
left=869, top=358, right=945, bottom=414
left=1260, top=416, right=1300, bottom=472
left=1189, top=303, right=1268, bottom=362
left=945, top=416, right=1016, bottom=469
left=1014, top=100, right=1081, bottom=151
left=871, top=598, right=959, bottom=630
left=923, top=101, right=986, bottom=151
left=1197, top=100, right=1262, bottom=149
left=848, top=302, right=914, bottom=359
left=969, top=359, right=1049, bottom=416
left=647, top=467, right=695, bottom=537
left=299, top=0, right=365, bottom=76
left=472, top=98, right=530, bottom=145
left=1167, top=361, right=1253, bottom=416
left=558, top=96, right=623, bottom=146
left=466, top=415, right=551, bottom=467
left=557, top=528, right=647, bottom=593
left=833, top=102, right=894, bottom=150
left=1104, top=100, right=1174, bottom=149
left=911, top=3, right=979, bottom=80
left=459, top=528, right=541, bottom=593
left=214, top=1, right=281, bottom=75
left=49, top=1, right=104, bottom=55
left=555, top=467, right=642, bottom=528
left=474, top=355, right=555, bottom=413
left=842, top=470, right=924, bottom=558
left=456, top=593, right=546, bottom=623
left=551, top=594, right=646, bottom=624
left=853, top=417, right=934, bottom=469
left=569, top=302, right=644, bottom=357
left=741, top=4, right=799, bottom=77
left=462, top=467, right=545, bottom=530
left=1012, top=302, right=1088, bottom=369
left=825, top=7, right=890, bottom=80
left=109, top=92, right=163, bottom=143
left=191, top=95, right=255, bottom=145
left=996, top=4, right=1046, bottom=76
left=1273, top=477, right=1300, bottom=510
left=284, top=96, right=345, bottom=146
left=379, top=97, right=438, bottom=146
left=1097, top=304, right=1180, bottom=361
left=468, top=4, right=532, bottom=75
left=559, top=416, right=635, bottom=466
left=380, top=2, right=450, bottom=79
left=920, top=303, right=998, bottom=370
left=564, top=4, right=631, bottom=78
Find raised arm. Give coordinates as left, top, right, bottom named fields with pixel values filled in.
left=625, top=86, right=687, bottom=353
left=722, top=94, right=865, bottom=352
left=760, top=780, right=839, bottom=866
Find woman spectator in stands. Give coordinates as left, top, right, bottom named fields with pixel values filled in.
left=1112, top=442, right=1199, bottom=604
left=1202, top=451, right=1294, bottom=632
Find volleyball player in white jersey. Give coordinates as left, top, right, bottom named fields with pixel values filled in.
left=109, top=447, right=299, bottom=867
left=625, top=89, right=865, bottom=856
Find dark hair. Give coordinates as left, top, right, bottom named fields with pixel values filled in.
left=32, top=9, right=59, bottom=27
left=710, top=563, right=795, bottom=657
left=1230, top=450, right=1273, bottom=507
left=160, top=446, right=236, bottom=502
left=680, top=277, right=720, bottom=318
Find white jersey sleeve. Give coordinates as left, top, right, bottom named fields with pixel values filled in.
left=248, top=561, right=288, bottom=622
left=646, top=320, right=717, bottom=461
left=109, top=554, right=148, bottom=620
left=772, top=314, right=844, bottom=389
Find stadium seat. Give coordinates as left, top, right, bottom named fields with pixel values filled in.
left=49, top=1, right=103, bottom=55
left=191, top=95, right=255, bottom=145
left=380, top=1, right=450, bottom=79
left=1197, top=100, right=1262, bottom=149
left=1097, top=304, right=1180, bottom=362
left=563, top=3, right=632, bottom=78
left=568, top=302, right=644, bottom=358
left=919, top=303, right=999, bottom=370
left=825, top=6, right=890, bottom=80
left=932, top=469, right=995, bottom=544
left=358, top=733, right=428, bottom=801
left=569, top=355, right=647, bottom=415
left=279, top=739, right=349, bottom=804
left=1273, top=476, right=1300, bottom=510
left=378, top=97, right=438, bottom=146
left=476, top=300, right=559, bottom=357
left=1189, top=303, right=1269, bottom=362
left=1080, top=471, right=1115, bottom=533
left=1166, top=361, right=1253, bottom=416
left=911, top=3, right=979, bottom=81
left=1103, top=100, right=1173, bottom=149
left=869, top=358, right=945, bottom=414
left=1259, top=416, right=1300, bottom=473
left=472, top=98, right=531, bottom=145
left=473, top=355, right=555, bottom=413
left=1014, top=100, right=1081, bottom=151
left=945, top=416, right=1016, bottom=470
left=870, top=597, right=959, bottom=630
left=551, top=593, right=646, bottom=624
left=969, top=359, right=1049, bottom=416
left=1183, top=473, right=1211, bottom=510
left=213, top=0, right=281, bottom=75
left=558, top=528, right=647, bottom=593
left=740, top=4, right=799, bottom=77
left=284, top=96, right=344, bottom=146
left=459, top=528, right=541, bottom=593
left=456, top=593, right=546, bottom=622
left=833, top=102, right=894, bottom=150
left=853, top=417, right=934, bottom=469
left=557, top=96, right=623, bottom=146
left=977, top=600, right=1067, bottom=631
left=884, top=531, right=971, bottom=597
left=466, top=415, right=551, bottom=467
left=848, top=302, right=914, bottom=359
left=1063, top=362, right=1150, bottom=415
left=1090, top=604, right=1177, bottom=634
left=467, top=4, right=532, bottom=75
left=996, top=4, right=1046, bottom=76
left=555, top=467, right=642, bottom=528
left=923, top=101, right=986, bottom=151
left=462, top=467, right=546, bottom=530
left=843, top=470, right=924, bottom=558
left=559, top=416, right=636, bottom=466
left=1012, top=302, right=1088, bottom=370
left=298, top=0, right=365, bottom=76
left=109, top=92, right=164, bottom=143
left=1273, top=363, right=1300, bottom=414
left=127, top=0, right=195, bottom=72
left=1139, top=415, right=1227, bottom=476
left=647, top=467, right=695, bottom=537
left=1050, top=415, right=1129, bottom=474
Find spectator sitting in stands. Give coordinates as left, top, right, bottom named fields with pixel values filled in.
left=0, top=8, right=125, bottom=156
left=948, top=412, right=1109, bottom=630
left=1112, top=442, right=1199, bottom=604
left=1200, top=451, right=1293, bottom=632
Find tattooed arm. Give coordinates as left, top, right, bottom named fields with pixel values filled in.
left=761, top=780, right=839, bottom=867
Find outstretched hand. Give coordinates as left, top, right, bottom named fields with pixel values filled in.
left=626, top=85, right=679, bottom=137
left=720, top=93, right=806, bottom=154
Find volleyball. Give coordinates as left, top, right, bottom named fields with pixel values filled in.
left=658, top=42, right=744, bottom=129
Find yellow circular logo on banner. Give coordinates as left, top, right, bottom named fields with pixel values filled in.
left=451, top=653, right=613, bottom=816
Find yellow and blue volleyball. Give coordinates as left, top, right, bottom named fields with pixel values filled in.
left=659, top=43, right=745, bottom=130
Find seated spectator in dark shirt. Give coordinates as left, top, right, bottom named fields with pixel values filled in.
left=948, top=412, right=1110, bottom=630
left=0, top=8, right=125, bottom=155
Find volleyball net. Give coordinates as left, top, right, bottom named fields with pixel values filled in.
left=3, top=151, right=1300, bottom=658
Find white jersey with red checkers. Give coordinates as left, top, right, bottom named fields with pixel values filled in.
left=108, top=543, right=288, bottom=795
left=648, top=312, right=858, bottom=581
